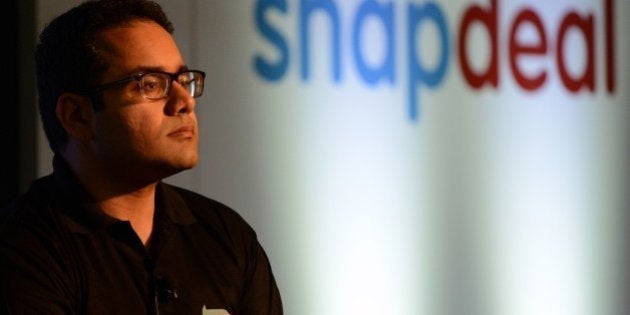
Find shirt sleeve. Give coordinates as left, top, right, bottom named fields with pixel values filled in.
left=238, top=233, right=283, bottom=315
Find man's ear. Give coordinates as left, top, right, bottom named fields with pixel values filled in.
left=55, top=93, right=95, bottom=142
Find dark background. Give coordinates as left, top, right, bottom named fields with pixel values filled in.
left=3, top=0, right=36, bottom=207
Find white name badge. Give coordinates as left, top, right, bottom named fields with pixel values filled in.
left=202, top=306, right=230, bottom=315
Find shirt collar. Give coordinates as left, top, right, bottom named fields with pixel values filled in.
left=51, top=154, right=197, bottom=234
left=156, top=182, right=196, bottom=226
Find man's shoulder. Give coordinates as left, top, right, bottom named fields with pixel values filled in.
left=0, top=176, right=65, bottom=255
left=0, top=176, right=56, bottom=228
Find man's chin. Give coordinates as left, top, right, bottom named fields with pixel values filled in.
left=174, top=156, right=199, bottom=171
left=154, top=155, right=198, bottom=178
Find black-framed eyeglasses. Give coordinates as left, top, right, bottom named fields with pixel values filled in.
left=88, top=69, right=206, bottom=100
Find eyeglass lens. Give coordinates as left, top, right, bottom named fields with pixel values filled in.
left=140, top=71, right=204, bottom=99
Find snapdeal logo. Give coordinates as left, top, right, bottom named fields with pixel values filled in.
left=253, top=0, right=617, bottom=121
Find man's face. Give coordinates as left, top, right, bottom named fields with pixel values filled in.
left=90, top=20, right=199, bottom=183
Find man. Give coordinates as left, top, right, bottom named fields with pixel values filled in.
left=0, top=0, right=283, bottom=314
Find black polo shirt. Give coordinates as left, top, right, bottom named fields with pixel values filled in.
left=0, top=155, right=283, bottom=314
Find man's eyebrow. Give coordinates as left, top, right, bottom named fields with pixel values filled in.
left=127, top=65, right=190, bottom=74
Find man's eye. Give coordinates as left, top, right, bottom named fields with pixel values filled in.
left=143, top=80, right=161, bottom=91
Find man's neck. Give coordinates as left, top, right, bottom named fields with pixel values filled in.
left=60, top=147, right=159, bottom=246
left=97, top=187, right=157, bottom=245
